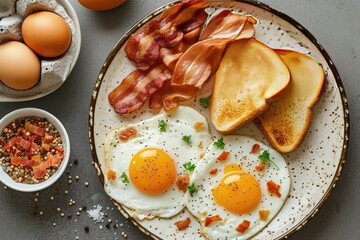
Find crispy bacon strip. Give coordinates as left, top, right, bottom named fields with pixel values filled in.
left=175, top=217, right=191, bottom=230
left=109, top=65, right=171, bottom=114
left=125, top=1, right=207, bottom=71
left=236, top=220, right=251, bottom=233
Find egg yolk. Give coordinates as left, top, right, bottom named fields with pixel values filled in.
left=129, top=148, right=176, bottom=195
left=212, top=164, right=261, bottom=214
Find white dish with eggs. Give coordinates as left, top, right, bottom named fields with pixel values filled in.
left=89, top=1, right=348, bottom=240
left=0, top=0, right=81, bottom=102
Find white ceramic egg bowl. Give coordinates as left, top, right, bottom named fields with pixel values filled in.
left=0, top=108, right=70, bottom=192
left=0, top=0, right=81, bottom=101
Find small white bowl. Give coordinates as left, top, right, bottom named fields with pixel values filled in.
left=0, top=108, right=70, bottom=192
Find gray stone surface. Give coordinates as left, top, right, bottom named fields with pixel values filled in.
left=0, top=0, right=359, bottom=239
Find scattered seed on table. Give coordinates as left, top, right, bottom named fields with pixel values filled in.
left=84, top=182, right=89, bottom=187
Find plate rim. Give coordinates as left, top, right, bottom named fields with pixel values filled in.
left=88, top=1, right=350, bottom=239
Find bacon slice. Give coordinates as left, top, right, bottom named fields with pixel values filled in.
left=125, top=1, right=207, bottom=71
left=175, top=217, right=191, bottom=230
left=236, top=220, right=251, bottom=233
left=267, top=180, right=281, bottom=197
left=176, top=174, right=190, bottom=192
left=25, top=123, right=45, bottom=137
left=204, top=214, right=222, bottom=227
left=109, top=65, right=172, bottom=114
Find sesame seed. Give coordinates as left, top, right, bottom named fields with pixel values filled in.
left=85, top=182, right=89, bottom=187
left=64, top=190, right=69, bottom=195
left=56, top=208, right=61, bottom=212
left=50, top=196, right=54, bottom=200
left=61, top=213, right=65, bottom=217
left=53, top=223, right=56, bottom=226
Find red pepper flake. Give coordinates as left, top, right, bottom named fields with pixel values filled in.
left=267, top=180, right=281, bottom=198
left=251, top=143, right=260, bottom=153
left=204, top=215, right=222, bottom=227
left=236, top=220, right=250, bottom=233
left=176, top=174, right=190, bottom=192
left=259, top=209, right=270, bottom=221
left=119, top=128, right=137, bottom=141
left=255, top=162, right=266, bottom=171
left=209, top=168, right=218, bottom=175
left=175, top=217, right=191, bottom=230
left=217, top=151, right=230, bottom=161
left=107, top=169, right=117, bottom=180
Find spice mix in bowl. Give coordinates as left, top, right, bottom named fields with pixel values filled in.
left=0, top=108, right=70, bottom=192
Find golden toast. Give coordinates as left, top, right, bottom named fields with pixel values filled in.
left=255, top=49, right=325, bottom=153
left=210, top=39, right=290, bottom=134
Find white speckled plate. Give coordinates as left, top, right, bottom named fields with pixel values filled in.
left=89, top=1, right=349, bottom=239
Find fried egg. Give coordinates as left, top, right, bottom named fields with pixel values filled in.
left=104, top=106, right=213, bottom=220
left=186, top=135, right=291, bottom=239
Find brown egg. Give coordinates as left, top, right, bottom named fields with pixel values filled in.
left=78, top=0, right=126, bottom=11
left=22, top=11, right=71, bottom=58
left=0, top=41, right=41, bottom=90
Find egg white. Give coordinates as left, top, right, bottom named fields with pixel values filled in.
left=186, top=135, right=291, bottom=240
left=104, top=106, right=213, bottom=220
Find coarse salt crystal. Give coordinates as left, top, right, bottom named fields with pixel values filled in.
left=87, top=204, right=104, bottom=223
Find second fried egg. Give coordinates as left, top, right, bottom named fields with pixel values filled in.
left=186, top=135, right=291, bottom=239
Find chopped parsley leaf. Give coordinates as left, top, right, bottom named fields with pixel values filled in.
left=183, top=162, right=196, bottom=172
left=120, top=172, right=130, bottom=183
left=258, top=150, right=279, bottom=169
left=199, top=96, right=211, bottom=108
left=182, top=135, right=191, bottom=145
left=187, top=182, right=198, bottom=197
left=158, top=119, right=167, bottom=132
left=213, top=137, right=225, bottom=149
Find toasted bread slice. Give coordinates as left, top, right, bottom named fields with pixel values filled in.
left=255, top=50, right=325, bottom=153
left=210, top=39, right=290, bottom=134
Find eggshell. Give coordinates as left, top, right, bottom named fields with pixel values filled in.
left=22, top=11, right=71, bottom=58
left=78, top=0, right=126, bottom=11
left=0, top=41, right=40, bottom=90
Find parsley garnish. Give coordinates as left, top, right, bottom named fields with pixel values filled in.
left=120, top=172, right=130, bottom=183
left=158, top=120, right=167, bottom=132
left=199, top=96, right=211, bottom=108
left=183, top=162, right=196, bottom=172
left=182, top=135, right=191, bottom=145
left=213, top=137, right=225, bottom=149
left=187, top=182, right=198, bottom=197
left=258, top=150, right=279, bottom=169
